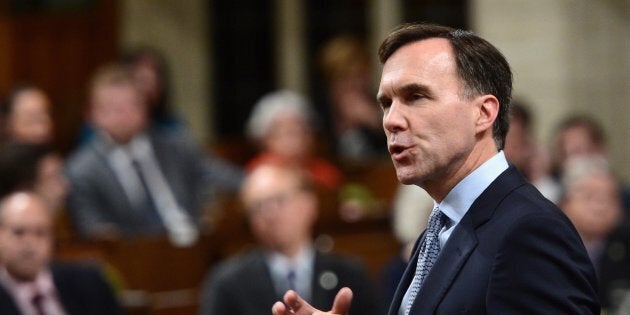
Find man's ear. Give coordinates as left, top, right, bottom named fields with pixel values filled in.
left=475, top=95, right=500, bottom=134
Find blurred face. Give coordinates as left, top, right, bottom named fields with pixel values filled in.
left=263, top=112, right=313, bottom=162
left=34, top=154, right=68, bottom=212
left=6, top=89, right=53, bottom=144
left=0, top=193, right=53, bottom=282
left=133, top=59, right=162, bottom=106
left=562, top=172, right=621, bottom=241
left=91, top=84, right=148, bottom=144
left=557, top=126, right=603, bottom=171
left=504, top=118, right=533, bottom=174
left=242, top=166, right=317, bottom=255
left=378, top=39, right=480, bottom=194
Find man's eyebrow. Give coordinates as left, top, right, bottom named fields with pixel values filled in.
left=399, top=83, right=432, bottom=97
left=377, top=82, right=433, bottom=104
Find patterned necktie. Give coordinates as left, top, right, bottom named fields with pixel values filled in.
left=405, top=206, right=447, bottom=315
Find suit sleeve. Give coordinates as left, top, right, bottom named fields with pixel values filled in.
left=65, top=165, right=118, bottom=237
left=198, top=268, right=237, bottom=315
left=486, top=213, right=600, bottom=314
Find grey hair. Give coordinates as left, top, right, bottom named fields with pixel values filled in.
left=561, top=155, right=613, bottom=196
left=245, top=90, right=316, bottom=141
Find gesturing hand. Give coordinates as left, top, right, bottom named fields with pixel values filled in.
left=271, top=287, right=353, bottom=315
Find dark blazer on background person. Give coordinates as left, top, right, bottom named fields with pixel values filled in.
left=66, top=127, right=242, bottom=237
left=388, top=166, right=599, bottom=314
left=199, top=248, right=381, bottom=315
left=0, top=261, right=124, bottom=315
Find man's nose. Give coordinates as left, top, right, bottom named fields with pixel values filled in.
left=383, top=102, right=407, bottom=133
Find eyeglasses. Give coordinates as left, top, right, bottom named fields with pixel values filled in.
left=245, top=189, right=303, bottom=217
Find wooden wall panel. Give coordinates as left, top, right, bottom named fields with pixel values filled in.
left=0, top=1, right=118, bottom=153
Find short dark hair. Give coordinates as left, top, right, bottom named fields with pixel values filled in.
left=378, top=23, right=513, bottom=150
left=557, top=115, right=605, bottom=147
left=509, top=100, right=532, bottom=131
left=0, top=142, right=53, bottom=199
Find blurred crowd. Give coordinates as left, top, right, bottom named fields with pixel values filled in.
left=0, top=37, right=628, bottom=315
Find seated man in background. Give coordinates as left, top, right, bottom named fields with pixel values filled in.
left=0, top=191, right=124, bottom=315
left=560, top=156, right=630, bottom=312
left=199, top=163, right=380, bottom=315
left=66, top=64, right=242, bottom=246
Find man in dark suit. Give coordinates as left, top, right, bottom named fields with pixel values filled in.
left=0, top=191, right=124, bottom=315
left=66, top=64, right=242, bottom=246
left=199, top=163, right=380, bottom=315
left=273, top=23, right=599, bottom=315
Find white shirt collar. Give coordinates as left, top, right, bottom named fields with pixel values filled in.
left=437, top=151, right=509, bottom=227
left=267, top=245, right=315, bottom=299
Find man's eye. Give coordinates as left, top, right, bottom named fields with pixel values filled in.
left=379, top=99, right=392, bottom=109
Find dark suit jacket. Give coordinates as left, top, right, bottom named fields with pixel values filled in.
left=66, top=127, right=242, bottom=237
left=388, top=166, right=600, bottom=314
left=199, top=248, right=381, bottom=315
left=0, top=261, right=124, bottom=315
left=598, top=226, right=630, bottom=310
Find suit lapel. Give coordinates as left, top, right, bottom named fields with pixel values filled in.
left=387, top=232, right=425, bottom=315
left=410, top=219, right=477, bottom=314
left=250, top=251, right=282, bottom=304
left=0, top=283, right=21, bottom=315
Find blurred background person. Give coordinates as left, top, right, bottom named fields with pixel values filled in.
left=121, top=46, right=181, bottom=132
left=553, top=115, right=630, bottom=222
left=199, top=163, right=380, bottom=315
left=245, top=90, right=342, bottom=191
left=318, top=35, right=387, bottom=162
left=559, top=156, right=630, bottom=312
left=77, top=47, right=182, bottom=146
left=1, top=85, right=54, bottom=145
left=0, top=191, right=124, bottom=315
left=504, top=100, right=560, bottom=203
left=0, top=142, right=68, bottom=216
left=553, top=115, right=608, bottom=175
left=65, top=64, right=241, bottom=247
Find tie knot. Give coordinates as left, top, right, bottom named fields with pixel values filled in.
left=287, top=269, right=297, bottom=290
left=429, top=207, right=447, bottom=230
left=31, top=291, right=46, bottom=315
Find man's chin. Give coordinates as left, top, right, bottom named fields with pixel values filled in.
left=395, top=168, right=420, bottom=185
left=7, top=267, right=40, bottom=282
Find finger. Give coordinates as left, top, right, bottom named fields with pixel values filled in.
left=330, top=287, right=353, bottom=314
left=271, top=301, right=287, bottom=315
left=284, top=290, right=318, bottom=314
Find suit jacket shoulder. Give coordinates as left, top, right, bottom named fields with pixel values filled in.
left=393, top=167, right=600, bottom=315
left=199, top=248, right=278, bottom=315
left=313, top=251, right=382, bottom=315
left=51, top=261, right=125, bottom=315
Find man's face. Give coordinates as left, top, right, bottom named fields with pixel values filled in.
left=91, top=84, right=148, bottom=144
left=34, top=154, right=68, bottom=212
left=0, top=193, right=53, bottom=282
left=557, top=126, right=602, bottom=171
left=378, top=39, right=479, bottom=190
left=263, top=112, right=313, bottom=161
left=504, top=118, right=533, bottom=173
left=563, top=171, right=621, bottom=241
left=242, top=166, right=316, bottom=253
